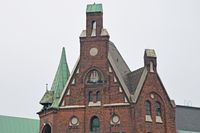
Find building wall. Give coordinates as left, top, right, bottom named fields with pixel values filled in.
left=39, top=4, right=176, bottom=133
left=134, top=73, right=176, bottom=133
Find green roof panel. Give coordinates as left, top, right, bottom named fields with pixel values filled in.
left=86, top=3, right=103, bottom=13
left=40, top=47, right=70, bottom=109
left=50, top=47, right=70, bottom=108
left=0, top=115, right=39, bottom=133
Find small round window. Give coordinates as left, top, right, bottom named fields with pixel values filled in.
left=110, top=115, right=120, bottom=125
left=70, top=116, right=79, bottom=126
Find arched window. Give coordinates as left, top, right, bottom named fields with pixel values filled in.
left=145, top=101, right=151, bottom=115
left=156, top=101, right=161, bottom=116
left=89, top=91, right=93, bottom=102
left=96, top=91, right=101, bottom=101
left=86, top=69, right=103, bottom=84
left=92, top=21, right=96, bottom=30
left=42, top=124, right=51, bottom=133
left=90, top=116, right=100, bottom=132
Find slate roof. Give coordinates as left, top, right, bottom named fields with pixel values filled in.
left=0, top=115, right=39, bottom=133
left=127, top=67, right=145, bottom=94
left=108, top=41, right=132, bottom=100
left=108, top=41, right=147, bottom=102
left=176, top=105, right=200, bottom=132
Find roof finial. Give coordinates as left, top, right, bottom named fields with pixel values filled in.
left=45, top=83, right=48, bottom=91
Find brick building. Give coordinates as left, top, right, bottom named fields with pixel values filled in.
left=38, top=3, right=176, bottom=133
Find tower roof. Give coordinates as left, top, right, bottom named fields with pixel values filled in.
left=40, top=47, right=70, bottom=109
left=86, top=3, right=103, bottom=13
left=51, top=47, right=70, bottom=108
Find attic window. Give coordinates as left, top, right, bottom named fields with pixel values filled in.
left=86, top=69, right=103, bottom=84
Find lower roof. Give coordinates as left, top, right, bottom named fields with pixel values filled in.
left=176, top=105, right=200, bottom=132
left=0, top=115, right=39, bottom=133
left=177, top=130, right=200, bottom=133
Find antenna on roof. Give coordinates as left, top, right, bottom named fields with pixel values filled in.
left=45, top=83, right=48, bottom=91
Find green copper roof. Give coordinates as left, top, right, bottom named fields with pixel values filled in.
left=40, top=47, right=70, bottom=109
left=0, top=115, right=39, bottom=133
left=86, top=3, right=103, bottom=13
left=50, top=47, right=70, bottom=108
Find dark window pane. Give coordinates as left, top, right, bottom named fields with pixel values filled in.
left=89, top=91, right=93, bottom=102
left=91, top=116, right=100, bottom=132
left=156, top=101, right=161, bottom=116
left=96, top=91, right=101, bottom=101
left=145, top=101, right=151, bottom=115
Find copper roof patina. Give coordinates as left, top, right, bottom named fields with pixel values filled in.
left=86, top=3, right=103, bottom=13
left=0, top=115, right=39, bottom=133
left=40, top=47, right=70, bottom=109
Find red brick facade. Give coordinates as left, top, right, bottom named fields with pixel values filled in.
left=38, top=4, right=176, bottom=133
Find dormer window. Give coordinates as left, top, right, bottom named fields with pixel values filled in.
left=85, top=69, right=103, bottom=85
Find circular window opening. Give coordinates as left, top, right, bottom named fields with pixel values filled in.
left=111, top=115, right=120, bottom=125
left=70, top=116, right=79, bottom=126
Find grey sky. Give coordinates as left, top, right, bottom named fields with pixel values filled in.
left=0, top=0, right=200, bottom=119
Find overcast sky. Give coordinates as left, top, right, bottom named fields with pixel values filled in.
left=0, top=0, right=200, bottom=119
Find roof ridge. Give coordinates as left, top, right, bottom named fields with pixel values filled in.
left=129, top=67, right=145, bottom=74
left=176, top=105, right=200, bottom=110
left=0, top=115, right=39, bottom=121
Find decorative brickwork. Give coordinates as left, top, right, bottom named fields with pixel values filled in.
left=38, top=3, right=176, bottom=133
